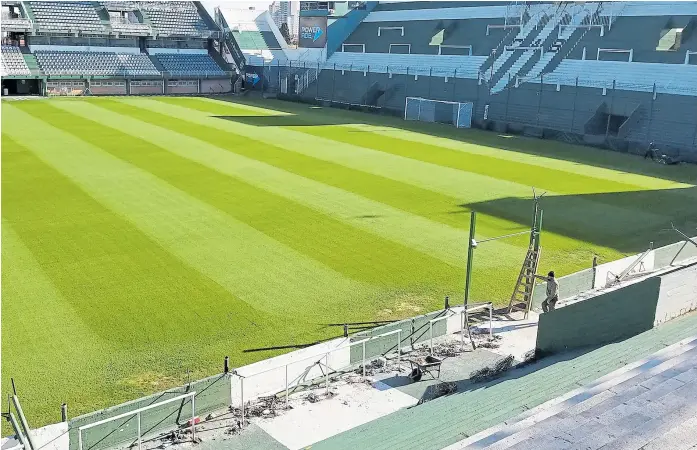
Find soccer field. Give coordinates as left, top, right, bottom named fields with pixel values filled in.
left=2, top=96, right=695, bottom=427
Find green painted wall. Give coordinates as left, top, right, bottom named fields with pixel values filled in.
left=349, top=310, right=448, bottom=364
left=535, top=277, right=661, bottom=355
left=69, top=374, right=229, bottom=450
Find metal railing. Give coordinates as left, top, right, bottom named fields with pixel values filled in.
left=230, top=329, right=402, bottom=422
left=77, top=392, right=196, bottom=450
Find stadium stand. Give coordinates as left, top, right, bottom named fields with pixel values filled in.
left=137, top=1, right=214, bottom=37
left=153, top=53, right=227, bottom=76
left=28, top=1, right=106, bottom=33
left=34, top=51, right=160, bottom=76
left=0, top=1, right=235, bottom=96
left=263, top=0, right=697, bottom=159
left=1, top=45, right=31, bottom=76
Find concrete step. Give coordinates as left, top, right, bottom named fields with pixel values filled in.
left=455, top=337, right=697, bottom=449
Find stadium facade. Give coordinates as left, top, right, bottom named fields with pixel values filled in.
left=2, top=1, right=696, bottom=159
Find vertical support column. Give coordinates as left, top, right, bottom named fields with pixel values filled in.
left=427, top=67, right=432, bottom=99
left=316, top=62, right=320, bottom=100
left=464, top=211, right=477, bottom=307
left=592, top=255, right=598, bottom=289
left=285, top=365, right=289, bottom=406
left=536, top=75, right=543, bottom=126
left=362, top=341, right=367, bottom=376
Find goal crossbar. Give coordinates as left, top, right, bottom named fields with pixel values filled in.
left=404, top=97, right=473, bottom=128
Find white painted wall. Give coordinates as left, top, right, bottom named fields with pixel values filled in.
left=29, top=45, right=141, bottom=54
left=594, top=250, right=655, bottom=289
left=654, top=263, right=697, bottom=326
left=147, top=48, right=207, bottom=55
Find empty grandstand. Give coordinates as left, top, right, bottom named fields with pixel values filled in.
left=241, top=1, right=697, bottom=161
left=0, top=1, right=238, bottom=96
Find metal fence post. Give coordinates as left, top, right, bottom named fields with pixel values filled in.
left=489, top=304, right=493, bottom=338
left=325, top=353, right=330, bottom=393
left=397, top=330, right=401, bottom=365
left=191, top=396, right=196, bottom=442
left=429, top=321, right=434, bottom=355
left=317, top=62, right=320, bottom=100
left=331, top=63, right=336, bottom=103
left=240, top=377, right=244, bottom=424
left=405, top=66, right=410, bottom=100
left=428, top=67, right=432, bottom=98
left=536, top=75, right=543, bottom=126
left=505, top=73, right=511, bottom=121
left=571, top=76, right=579, bottom=132
left=648, top=82, right=656, bottom=144
left=362, top=341, right=366, bottom=376
left=452, top=68, right=457, bottom=101
left=285, top=365, right=289, bottom=406
left=137, top=412, right=142, bottom=449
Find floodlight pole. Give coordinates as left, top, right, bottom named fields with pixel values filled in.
left=464, top=211, right=477, bottom=308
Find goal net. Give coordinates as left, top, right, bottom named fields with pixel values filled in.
left=404, top=97, right=473, bottom=128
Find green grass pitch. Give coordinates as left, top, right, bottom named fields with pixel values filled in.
left=2, top=96, right=695, bottom=428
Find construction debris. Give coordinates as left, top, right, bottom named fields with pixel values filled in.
left=469, top=354, right=515, bottom=382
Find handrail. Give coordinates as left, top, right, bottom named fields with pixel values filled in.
left=78, top=392, right=196, bottom=450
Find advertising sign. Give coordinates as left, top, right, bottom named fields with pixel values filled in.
left=299, top=16, right=327, bottom=48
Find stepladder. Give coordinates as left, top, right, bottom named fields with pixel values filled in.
left=507, top=246, right=541, bottom=318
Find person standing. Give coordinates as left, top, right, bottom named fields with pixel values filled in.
left=535, top=271, right=559, bottom=313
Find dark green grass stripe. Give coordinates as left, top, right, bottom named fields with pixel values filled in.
left=1, top=133, right=264, bottom=347
left=157, top=97, right=644, bottom=195
left=91, top=98, right=532, bottom=239
left=21, top=101, right=462, bottom=294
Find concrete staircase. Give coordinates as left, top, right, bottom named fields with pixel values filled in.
left=491, top=6, right=568, bottom=93
left=22, top=53, right=41, bottom=76
left=455, top=336, right=697, bottom=449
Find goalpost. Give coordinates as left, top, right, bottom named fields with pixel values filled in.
left=404, top=97, right=473, bottom=128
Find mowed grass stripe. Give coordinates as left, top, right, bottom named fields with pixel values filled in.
left=205, top=97, right=690, bottom=190
left=58, top=99, right=488, bottom=269
left=102, top=98, right=527, bottom=238
left=148, top=97, right=533, bottom=204
left=1, top=134, right=250, bottom=347
left=5, top=103, right=369, bottom=319
left=135, top=97, right=664, bottom=252
left=1, top=218, right=132, bottom=426
left=144, top=98, right=667, bottom=226
left=96, top=97, right=627, bottom=274
left=161, top=97, right=646, bottom=194
left=32, top=101, right=461, bottom=295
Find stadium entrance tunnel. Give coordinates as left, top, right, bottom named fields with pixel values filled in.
left=461, top=186, right=697, bottom=254
left=1, top=78, right=41, bottom=96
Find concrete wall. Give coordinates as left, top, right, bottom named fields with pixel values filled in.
left=536, top=277, right=661, bottom=355
left=531, top=268, right=595, bottom=312
left=654, top=263, right=697, bottom=326
left=201, top=78, right=232, bottom=93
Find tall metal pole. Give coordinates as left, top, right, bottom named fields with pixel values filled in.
left=464, top=211, right=477, bottom=307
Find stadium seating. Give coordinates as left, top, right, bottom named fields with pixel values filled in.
left=34, top=51, right=160, bottom=76
left=325, top=51, right=486, bottom=78
left=28, top=1, right=105, bottom=33
left=138, top=1, right=212, bottom=36
left=1, top=45, right=31, bottom=76
left=543, top=60, right=697, bottom=96
left=231, top=30, right=282, bottom=51
left=152, top=53, right=226, bottom=76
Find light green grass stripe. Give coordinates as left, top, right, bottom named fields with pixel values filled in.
left=30, top=101, right=460, bottom=294
left=128, top=97, right=532, bottom=203
left=3, top=103, right=369, bottom=318
left=53, top=100, right=499, bottom=268
left=342, top=123, right=694, bottom=190
left=201, top=97, right=691, bottom=190
left=134, top=97, right=667, bottom=233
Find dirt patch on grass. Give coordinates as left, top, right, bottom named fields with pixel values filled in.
left=376, top=293, right=429, bottom=320
left=121, top=371, right=180, bottom=390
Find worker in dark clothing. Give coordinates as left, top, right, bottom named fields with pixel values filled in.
left=644, top=142, right=658, bottom=160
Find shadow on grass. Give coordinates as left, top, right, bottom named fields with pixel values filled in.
left=207, top=95, right=697, bottom=185
left=461, top=186, right=697, bottom=254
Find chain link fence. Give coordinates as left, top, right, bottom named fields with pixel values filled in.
left=246, top=61, right=697, bottom=162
